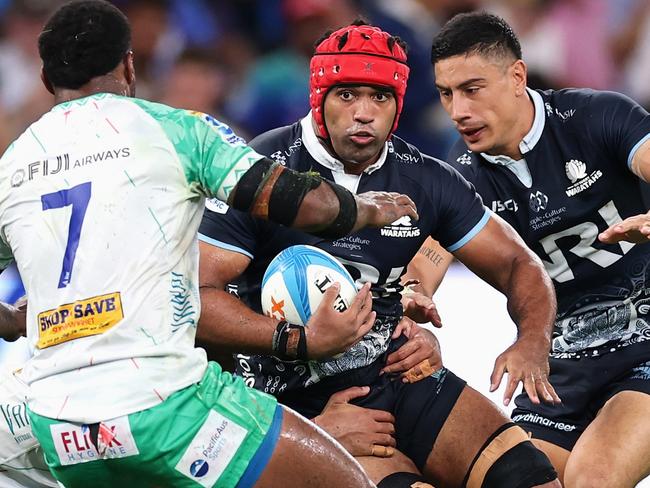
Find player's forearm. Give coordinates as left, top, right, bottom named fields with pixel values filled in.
left=0, top=302, right=25, bottom=341
left=197, top=287, right=278, bottom=355
left=503, top=254, right=556, bottom=347
left=403, top=239, right=453, bottom=297
left=292, top=182, right=341, bottom=232
left=228, top=159, right=416, bottom=237
left=227, top=158, right=341, bottom=234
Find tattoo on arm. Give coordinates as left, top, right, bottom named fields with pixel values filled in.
left=418, top=246, right=444, bottom=267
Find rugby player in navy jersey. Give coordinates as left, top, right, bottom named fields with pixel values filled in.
left=198, top=20, right=562, bottom=488
left=431, top=11, right=650, bottom=487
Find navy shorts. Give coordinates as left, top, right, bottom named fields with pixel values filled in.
left=512, top=340, right=650, bottom=451
left=278, top=354, right=466, bottom=470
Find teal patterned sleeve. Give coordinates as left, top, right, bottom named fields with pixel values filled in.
left=131, top=99, right=263, bottom=200
left=0, top=233, right=13, bottom=271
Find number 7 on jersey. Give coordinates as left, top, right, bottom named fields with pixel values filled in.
left=41, top=182, right=92, bottom=288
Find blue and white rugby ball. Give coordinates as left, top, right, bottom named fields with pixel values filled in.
left=261, top=245, right=357, bottom=325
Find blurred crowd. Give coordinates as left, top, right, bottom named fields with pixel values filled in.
left=0, top=0, right=648, bottom=161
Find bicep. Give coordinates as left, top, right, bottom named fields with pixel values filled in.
left=453, top=213, right=539, bottom=291
left=199, top=241, right=252, bottom=289
left=403, top=237, right=453, bottom=296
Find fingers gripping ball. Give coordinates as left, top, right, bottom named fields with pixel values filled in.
left=261, top=245, right=357, bottom=326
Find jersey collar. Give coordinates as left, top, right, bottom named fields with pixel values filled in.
left=300, top=112, right=388, bottom=175
left=481, top=87, right=545, bottom=165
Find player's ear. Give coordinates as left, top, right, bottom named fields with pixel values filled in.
left=40, top=66, right=54, bottom=95
left=123, top=50, right=135, bottom=86
left=511, top=59, right=527, bottom=97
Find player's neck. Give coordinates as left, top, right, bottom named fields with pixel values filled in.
left=488, top=89, right=536, bottom=161
left=342, top=158, right=375, bottom=175
left=53, top=75, right=131, bottom=105
left=510, top=90, right=536, bottom=160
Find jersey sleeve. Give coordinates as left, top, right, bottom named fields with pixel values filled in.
left=430, top=159, right=490, bottom=252
left=131, top=99, right=265, bottom=201
left=198, top=200, right=261, bottom=259
left=589, top=91, right=650, bottom=170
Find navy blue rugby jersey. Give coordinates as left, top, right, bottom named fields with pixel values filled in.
left=449, top=88, right=650, bottom=359
left=200, top=114, right=488, bottom=393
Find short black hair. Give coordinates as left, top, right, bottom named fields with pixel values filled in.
left=431, top=12, right=521, bottom=65
left=39, top=0, right=131, bottom=89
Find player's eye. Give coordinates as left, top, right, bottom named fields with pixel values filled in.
left=339, top=90, right=354, bottom=101
left=374, top=92, right=392, bottom=102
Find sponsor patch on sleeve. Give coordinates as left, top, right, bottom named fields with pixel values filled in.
left=175, top=410, right=248, bottom=487
left=37, top=292, right=123, bottom=349
left=205, top=198, right=229, bottom=214
left=190, top=111, right=246, bottom=147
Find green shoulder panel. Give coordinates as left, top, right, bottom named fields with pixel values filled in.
left=129, top=98, right=261, bottom=200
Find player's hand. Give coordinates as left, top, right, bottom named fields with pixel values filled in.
left=490, top=336, right=561, bottom=407
left=313, top=386, right=396, bottom=457
left=353, top=191, right=418, bottom=231
left=305, top=282, right=376, bottom=360
left=599, top=211, right=650, bottom=244
left=401, top=290, right=442, bottom=326
left=381, top=318, right=443, bottom=382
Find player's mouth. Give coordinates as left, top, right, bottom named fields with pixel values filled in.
left=460, top=126, right=485, bottom=144
left=349, top=131, right=376, bottom=145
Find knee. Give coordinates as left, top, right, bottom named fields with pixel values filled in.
left=564, top=459, right=630, bottom=488
left=564, top=468, right=607, bottom=488
left=465, top=424, right=558, bottom=488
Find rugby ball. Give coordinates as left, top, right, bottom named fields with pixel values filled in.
left=261, top=245, right=357, bottom=325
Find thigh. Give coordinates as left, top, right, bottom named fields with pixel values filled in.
left=252, top=405, right=373, bottom=488
left=389, top=368, right=466, bottom=472
left=565, top=390, right=650, bottom=488
left=422, top=384, right=510, bottom=487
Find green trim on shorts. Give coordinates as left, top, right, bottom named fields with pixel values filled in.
left=29, top=362, right=278, bottom=487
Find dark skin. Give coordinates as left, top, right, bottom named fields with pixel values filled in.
left=0, top=300, right=25, bottom=341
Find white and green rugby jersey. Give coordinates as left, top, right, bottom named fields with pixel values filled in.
left=0, top=93, right=264, bottom=423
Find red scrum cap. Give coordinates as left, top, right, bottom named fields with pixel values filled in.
left=309, top=22, right=410, bottom=139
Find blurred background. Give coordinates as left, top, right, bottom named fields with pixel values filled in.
left=0, top=0, right=648, bottom=158
left=1, top=0, right=650, bottom=483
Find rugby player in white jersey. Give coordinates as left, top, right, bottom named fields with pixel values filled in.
left=0, top=1, right=420, bottom=486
